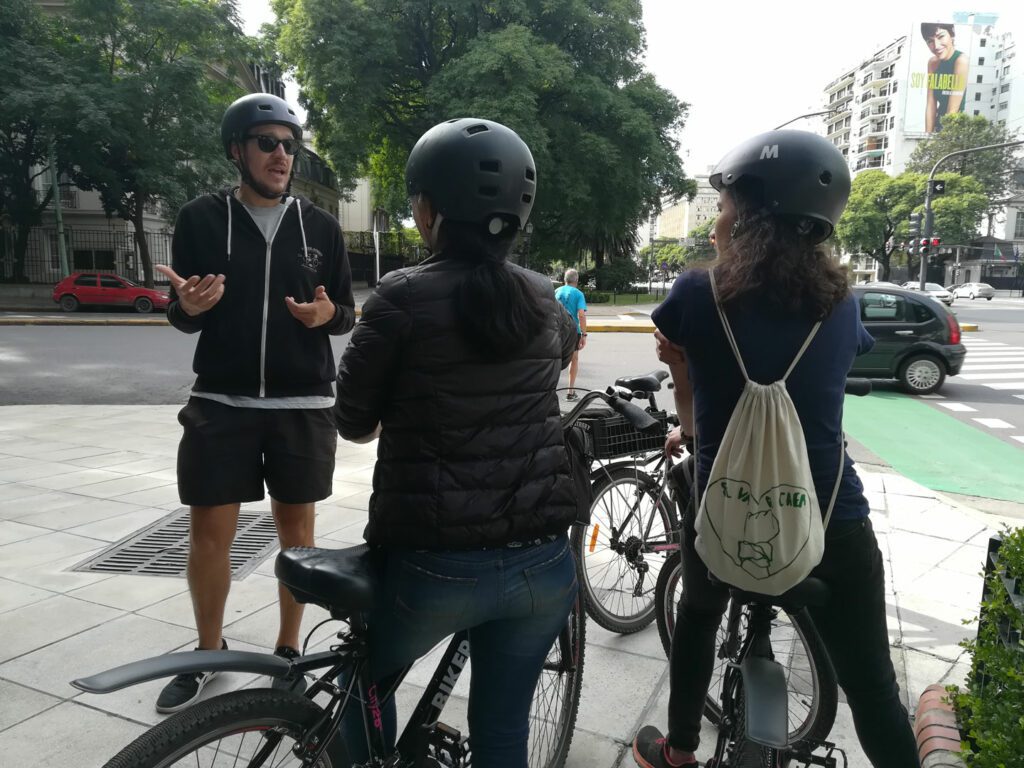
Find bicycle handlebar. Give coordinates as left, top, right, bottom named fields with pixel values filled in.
left=844, top=378, right=872, bottom=397
left=608, top=393, right=661, bottom=432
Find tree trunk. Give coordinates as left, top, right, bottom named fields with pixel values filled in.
left=877, top=253, right=891, bottom=282
left=131, top=197, right=154, bottom=288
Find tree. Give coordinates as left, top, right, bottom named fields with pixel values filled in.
left=905, top=113, right=1021, bottom=233
left=0, top=0, right=105, bottom=281
left=273, top=0, right=694, bottom=275
left=837, top=170, right=987, bottom=281
left=836, top=171, right=922, bottom=281
left=65, top=0, right=245, bottom=287
left=679, top=219, right=717, bottom=267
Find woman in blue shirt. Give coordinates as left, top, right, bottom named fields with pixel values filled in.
left=632, top=131, right=919, bottom=768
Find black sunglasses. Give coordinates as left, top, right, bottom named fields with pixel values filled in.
left=245, top=134, right=302, bottom=156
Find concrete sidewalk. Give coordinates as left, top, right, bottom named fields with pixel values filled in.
left=0, top=404, right=1015, bottom=767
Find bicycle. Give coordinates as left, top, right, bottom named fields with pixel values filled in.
left=568, top=370, right=681, bottom=634
left=73, top=392, right=659, bottom=768
left=651, top=379, right=873, bottom=767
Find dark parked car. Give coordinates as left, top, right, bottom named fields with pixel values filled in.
left=851, top=285, right=966, bottom=395
left=52, top=272, right=170, bottom=314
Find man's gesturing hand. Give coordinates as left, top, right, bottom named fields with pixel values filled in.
left=155, top=265, right=225, bottom=317
left=285, top=285, right=337, bottom=328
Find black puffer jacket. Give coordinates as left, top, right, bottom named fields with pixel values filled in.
left=334, top=254, right=579, bottom=549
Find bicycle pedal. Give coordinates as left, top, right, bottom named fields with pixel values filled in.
left=426, top=721, right=470, bottom=767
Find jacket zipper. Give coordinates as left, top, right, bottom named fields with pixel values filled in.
left=259, top=199, right=293, bottom=398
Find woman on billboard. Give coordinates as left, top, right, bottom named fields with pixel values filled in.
left=923, top=22, right=968, bottom=132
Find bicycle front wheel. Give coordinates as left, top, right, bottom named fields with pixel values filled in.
left=103, top=689, right=349, bottom=768
left=528, top=591, right=586, bottom=768
left=573, top=466, right=676, bottom=634
left=654, top=552, right=838, bottom=749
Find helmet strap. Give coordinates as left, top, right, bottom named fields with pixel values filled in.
left=430, top=211, right=445, bottom=245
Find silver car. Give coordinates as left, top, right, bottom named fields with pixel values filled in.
left=953, top=282, right=995, bottom=301
left=903, top=282, right=954, bottom=305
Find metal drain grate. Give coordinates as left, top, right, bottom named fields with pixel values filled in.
left=72, top=508, right=280, bottom=579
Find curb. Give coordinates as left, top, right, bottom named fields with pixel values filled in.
left=915, top=684, right=966, bottom=767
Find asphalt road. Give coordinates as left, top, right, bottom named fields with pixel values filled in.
left=1, top=299, right=1021, bottom=503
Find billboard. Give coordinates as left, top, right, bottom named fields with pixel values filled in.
left=904, top=21, right=973, bottom=134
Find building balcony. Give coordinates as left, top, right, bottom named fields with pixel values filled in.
left=826, top=72, right=856, bottom=92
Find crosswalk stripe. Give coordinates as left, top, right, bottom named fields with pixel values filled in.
left=986, top=383, right=1024, bottom=390
left=1012, top=436, right=1024, bottom=446
left=961, top=364, right=1024, bottom=371
left=938, top=402, right=977, bottom=412
left=960, top=372, right=1024, bottom=380
left=973, top=418, right=1015, bottom=429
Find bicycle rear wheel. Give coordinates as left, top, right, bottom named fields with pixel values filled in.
left=528, top=591, right=586, bottom=768
left=102, top=689, right=348, bottom=768
left=654, top=552, right=837, bottom=749
left=573, top=465, right=676, bottom=634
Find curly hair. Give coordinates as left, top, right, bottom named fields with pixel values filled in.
left=712, top=180, right=849, bottom=320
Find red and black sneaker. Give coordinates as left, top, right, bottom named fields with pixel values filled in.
left=632, top=725, right=699, bottom=768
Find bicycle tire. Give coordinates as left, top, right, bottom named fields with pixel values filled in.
left=529, top=591, right=586, bottom=768
left=653, top=552, right=838, bottom=749
left=102, top=689, right=348, bottom=768
left=572, top=466, right=677, bottom=634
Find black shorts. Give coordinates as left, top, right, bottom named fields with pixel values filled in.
left=176, top=397, right=337, bottom=506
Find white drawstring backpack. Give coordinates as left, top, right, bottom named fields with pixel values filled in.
left=694, top=271, right=844, bottom=595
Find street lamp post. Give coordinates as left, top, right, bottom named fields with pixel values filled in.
left=920, top=138, right=1024, bottom=290
left=773, top=109, right=843, bottom=131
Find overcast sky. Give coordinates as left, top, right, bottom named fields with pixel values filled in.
left=235, top=1, right=1021, bottom=176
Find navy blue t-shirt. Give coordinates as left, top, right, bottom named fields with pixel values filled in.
left=652, top=269, right=875, bottom=521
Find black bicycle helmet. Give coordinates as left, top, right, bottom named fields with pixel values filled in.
left=709, top=130, right=851, bottom=243
left=405, top=118, right=537, bottom=231
left=220, top=93, right=302, bottom=160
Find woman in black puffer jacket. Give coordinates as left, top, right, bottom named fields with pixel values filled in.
left=333, top=118, right=580, bottom=767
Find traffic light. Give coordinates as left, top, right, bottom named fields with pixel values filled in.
left=919, top=238, right=930, bottom=255
left=908, top=213, right=922, bottom=239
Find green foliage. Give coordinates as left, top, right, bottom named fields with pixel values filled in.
left=65, top=0, right=244, bottom=286
left=0, top=0, right=106, bottom=280
left=582, top=289, right=610, bottom=304
left=836, top=170, right=986, bottom=281
left=273, top=0, right=694, bottom=268
left=594, top=255, right=642, bottom=291
left=906, top=113, right=1021, bottom=216
left=952, top=526, right=1024, bottom=767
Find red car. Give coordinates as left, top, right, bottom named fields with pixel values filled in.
left=52, top=272, right=171, bottom=314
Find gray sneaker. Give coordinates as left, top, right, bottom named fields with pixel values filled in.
left=156, top=669, right=219, bottom=713
left=155, top=639, right=226, bottom=714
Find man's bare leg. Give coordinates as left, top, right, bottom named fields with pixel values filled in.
left=187, top=504, right=241, bottom=650
left=568, top=350, right=580, bottom=395
left=271, top=499, right=316, bottom=650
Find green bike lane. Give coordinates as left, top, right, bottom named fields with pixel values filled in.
left=844, top=390, right=1024, bottom=502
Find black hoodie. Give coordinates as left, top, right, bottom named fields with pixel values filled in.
left=167, top=189, right=355, bottom=398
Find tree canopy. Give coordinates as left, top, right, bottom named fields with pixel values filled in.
left=64, top=0, right=245, bottom=286
left=273, top=0, right=694, bottom=276
left=906, top=113, right=1022, bottom=230
left=836, top=169, right=986, bottom=280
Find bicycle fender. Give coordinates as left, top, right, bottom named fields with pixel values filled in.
left=70, top=650, right=290, bottom=694
left=738, top=656, right=789, bottom=749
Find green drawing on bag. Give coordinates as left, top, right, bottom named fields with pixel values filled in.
left=703, top=477, right=813, bottom=581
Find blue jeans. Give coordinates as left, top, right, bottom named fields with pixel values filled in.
left=340, top=535, right=578, bottom=768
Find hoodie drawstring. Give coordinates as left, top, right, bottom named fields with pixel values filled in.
left=225, top=193, right=233, bottom=262
left=296, top=198, right=308, bottom=263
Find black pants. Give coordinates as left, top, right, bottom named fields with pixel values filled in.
left=667, top=505, right=920, bottom=767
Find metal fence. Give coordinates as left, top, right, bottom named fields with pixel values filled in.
left=2, top=224, right=416, bottom=285
left=0, top=226, right=172, bottom=284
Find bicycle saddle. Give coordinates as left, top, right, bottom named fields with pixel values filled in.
left=730, top=576, right=830, bottom=611
left=276, top=544, right=374, bottom=615
left=614, top=369, right=669, bottom=393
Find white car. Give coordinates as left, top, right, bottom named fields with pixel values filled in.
left=952, top=282, right=995, bottom=301
left=903, top=282, right=954, bottom=305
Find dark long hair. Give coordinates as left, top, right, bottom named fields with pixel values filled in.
left=714, top=179, right=849, bottom=320
left=439, top=217, right=547, bottom=361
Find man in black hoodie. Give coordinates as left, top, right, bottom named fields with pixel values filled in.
left=153, top=93, right=355, bottom=713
